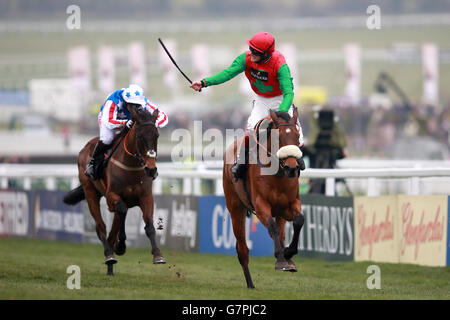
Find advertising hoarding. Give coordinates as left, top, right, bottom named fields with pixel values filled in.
left=354, top=196, right=398, bottom=263
left=285, top=195, right=354, bottom=261
left=198, top=196, right=273, bottom=256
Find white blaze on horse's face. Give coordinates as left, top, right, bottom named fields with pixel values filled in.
left=276, top=145, right=302, bottom=159
left=147, top=150, right=157, bottom=158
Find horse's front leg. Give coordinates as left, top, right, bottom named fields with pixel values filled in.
left=140, top=195, right=166, bottom=264
left=255, top=199, right=289, bottom=271
left=282, top=199, right=304, bottom=271
left=107, top=213, right=120, bottom=252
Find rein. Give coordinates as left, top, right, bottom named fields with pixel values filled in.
left=122, top=125, right=145, bottom=166
left=106, top=124, right=146, bottom=172
left=251, top=117, right=298, bottom=170
left=252, top=117, right=275, bottom=163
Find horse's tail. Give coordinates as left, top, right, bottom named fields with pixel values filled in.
left=63, top=185, right=85, bottom=205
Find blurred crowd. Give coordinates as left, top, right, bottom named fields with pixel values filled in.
left=160, top=101, right=450, bottom=160
left=336, top=102, right=450, bottom=158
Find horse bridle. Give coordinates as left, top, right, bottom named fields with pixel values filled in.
left=123, top=122, right=158, bottom=167
left=254, top=119, right=300, bottom=175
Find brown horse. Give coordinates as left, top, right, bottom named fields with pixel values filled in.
left=63, top=104, right=165, bottom=275
left=223, top=107, right=305, bottom=288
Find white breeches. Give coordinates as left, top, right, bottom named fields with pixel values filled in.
left=98, top=112, right=121, bottom=145
left=247, top=95, right=305, bottom=147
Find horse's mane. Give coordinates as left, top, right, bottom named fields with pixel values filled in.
left=136, top=108, right=156, bottom=125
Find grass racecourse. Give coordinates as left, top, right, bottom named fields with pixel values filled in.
left=0, top=237, right=449, bottom=300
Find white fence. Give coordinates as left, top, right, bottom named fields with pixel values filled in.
left=1, top=160, right=450, bottom=196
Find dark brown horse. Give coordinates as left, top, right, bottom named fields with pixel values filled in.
left=223, top=107, right=305, bottom=288
left=63, top=104, right=165, bottom=275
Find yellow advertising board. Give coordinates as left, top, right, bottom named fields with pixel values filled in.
left=354, top=196, right=399, bottom=263
left=354, top=195, right=448, bottom=267
left=397, top=195, right=448, bottom=266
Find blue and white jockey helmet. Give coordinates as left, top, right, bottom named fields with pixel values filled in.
left=122, top=84, right=146, bottom=106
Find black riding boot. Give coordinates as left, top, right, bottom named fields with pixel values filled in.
left=231, top=140, right=247, bottom=181
left=85, top=140, right=110, bottom=180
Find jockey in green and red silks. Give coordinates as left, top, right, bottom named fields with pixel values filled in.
left=190, top=32, right=305, bottom=180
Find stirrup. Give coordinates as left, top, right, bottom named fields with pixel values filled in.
left=85, top=161, right=96, bottom=179
left=85, top=157, right=103, bottom=180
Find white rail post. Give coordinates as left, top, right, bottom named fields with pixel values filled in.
left=1, top=177, right=8, bottom=189
left=215, top=178, right=224, bottom=196
left=367, top=177, right=377, bottom=196
left=193, top=178, right=202, bottom=196
left=46, top=177, right=56, bottom=190
left=183, top=177, right=192, bottom=195
left=23, top=177, right=32, bottom=190
left=409, top=177, right=420, bottom=195
left=325, top=177, right=335, bottom=196
left=70, top=178, right=79, bottom=190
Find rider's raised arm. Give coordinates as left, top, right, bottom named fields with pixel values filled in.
left=202, top=52, right=246, bottom=87
left=144, top=101, right=168, bottom=128
left=277, top=63, right=294, bottom=112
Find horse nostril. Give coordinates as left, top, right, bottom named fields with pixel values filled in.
left=286, top=166, right=299, bottom=177
left=145, top=167, right=158, bottom=179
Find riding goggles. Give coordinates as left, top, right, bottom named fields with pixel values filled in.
left=249, top=47, right=265, bottom=57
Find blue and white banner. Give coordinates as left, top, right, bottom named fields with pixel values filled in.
left=0, top=190, right=32, bottom=237
left=198, top=196, right=273, bottom=256
left=34, top=190, right=84, bottom=242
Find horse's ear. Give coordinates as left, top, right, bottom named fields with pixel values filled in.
left=290, top=106, right=298, bottom=124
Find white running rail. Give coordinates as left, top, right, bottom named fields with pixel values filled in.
left=1, top=163, right=450, bottom=196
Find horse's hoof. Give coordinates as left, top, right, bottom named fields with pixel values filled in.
left=105, top=255, right=118, bottom=265
left=275, top=260, right=290, bottom=271
left=114, top=242, right=126, bottom=256
left=153, top=256, right=166, bottom=264
left=286, top=259, right=298, bottom=272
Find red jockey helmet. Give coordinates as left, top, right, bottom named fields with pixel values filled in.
left=246, top=32, right=275, bottom=55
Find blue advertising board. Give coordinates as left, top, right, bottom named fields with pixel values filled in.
left=33, top=190, right=84, bottom=242
left=198, top=195, right=273, bottom=256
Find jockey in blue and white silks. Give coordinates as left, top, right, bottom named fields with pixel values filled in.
left=98, top=85, right=168, bottom=145
left=85, top=84, right=168, bottom=180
